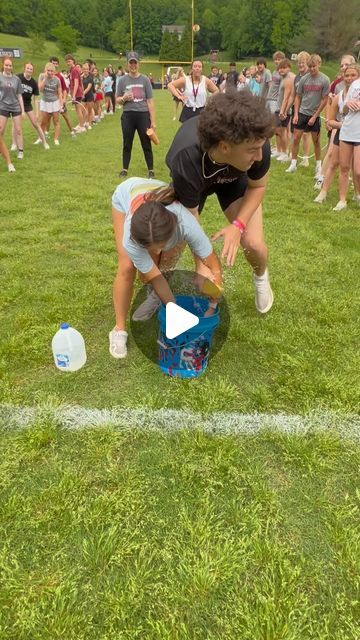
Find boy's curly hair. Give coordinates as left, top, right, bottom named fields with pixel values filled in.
left=198, top=91, right=275, bottom=151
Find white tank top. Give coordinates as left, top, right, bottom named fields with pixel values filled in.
left=184, top=75, right=207, bottom=109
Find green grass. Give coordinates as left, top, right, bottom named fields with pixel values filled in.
left=1, top=421, right=359, bottom=639
left=0, top=90, right=359, bottom=412
left=0, top=49, right=359, bottom=637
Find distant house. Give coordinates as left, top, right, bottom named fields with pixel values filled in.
left=162, top=25, right=185, bottom=41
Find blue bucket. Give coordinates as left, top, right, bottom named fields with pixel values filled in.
left=157, top=295, right=220, bottom=378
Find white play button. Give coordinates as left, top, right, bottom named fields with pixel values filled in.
left=166, top=302, right=199, bottom=339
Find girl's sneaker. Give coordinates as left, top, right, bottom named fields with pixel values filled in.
left=109, top=329, right=128, bottom=359
left=33, top=138, right=42, bottom=145
left=17, top=151, right=24, bottom=159
left=8, top=163, right=16, bottom=173
left=10, top=143, right=17, bottom=151
left=333, top=200, right=347, bottom=212
left=54, top=140, right=60, bottom=146
left=44, top=142, right=50, bottom=150
left=314, top=191, right=327, bottom=203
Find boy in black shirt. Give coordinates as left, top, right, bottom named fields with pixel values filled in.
left=166, top=91, right=275, bottom=314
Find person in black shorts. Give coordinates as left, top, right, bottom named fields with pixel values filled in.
left=82, top=62, right=95, bottom=128
left=11, top=61, right=48, bottom=151
left=286, top=54, right=330, bottom=177
left=165, top=91, right=275, bottom=314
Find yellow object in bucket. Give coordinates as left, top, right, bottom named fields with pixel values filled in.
left=201, top=279, right=223, bottom=298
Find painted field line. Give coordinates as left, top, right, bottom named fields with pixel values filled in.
left=0, top=405, right=359, bottom=440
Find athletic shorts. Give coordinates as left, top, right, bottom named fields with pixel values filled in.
left=294, top=113, right=321, bottom=133
left=24, top=104, right=33, bottom=113
left=179, top=105, right=205, bottom=123
left=198, top=177, right=248, bottom=214
left=105, top=91, right=113, bottom=98
left=95, top=92, right=103, bottom=101
left=40, top=99, right=61, bottom=113
left=83, top=94, right=94, bottom=103
left=340, top=139, right=360, bottom=147
left=266, top=100, right=278, bottom=114
left=0, top=109, right=21, bottom=118
left=275, top=111, right=291, bottom=128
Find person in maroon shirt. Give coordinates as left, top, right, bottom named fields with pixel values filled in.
left=64, top=54, right=85, bottom=131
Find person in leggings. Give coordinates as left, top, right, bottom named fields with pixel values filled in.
left=116, top=51, right=156, bottom=179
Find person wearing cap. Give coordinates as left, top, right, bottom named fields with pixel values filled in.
left=116, top=51, right=156, bottom=179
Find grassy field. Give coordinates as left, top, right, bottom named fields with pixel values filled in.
left=0, top=39, right=359, bottom=638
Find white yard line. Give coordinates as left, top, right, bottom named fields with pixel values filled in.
left=0, top=404, right=359, bottom=440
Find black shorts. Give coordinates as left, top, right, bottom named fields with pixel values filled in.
left=83, top=94, right=94, bottom=103
left=105, top=91, right=113, bottom=98
left=198, top=177, right=248, bottom=214
left=0, top=109, right=21, bottom=118
left=24, top=104, right=33, bottom=113
left=275, top=111, right=291, bottom=128
left=179, top=105, right=205, bottom=123
left=294, top=113, right=321, bottom=133
left=340, top=139, right=360, bottom=147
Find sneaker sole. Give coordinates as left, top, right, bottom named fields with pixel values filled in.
left=255, top=287, right=274, bottom=314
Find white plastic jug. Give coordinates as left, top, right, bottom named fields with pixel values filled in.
left=52, top=323, right=87, bottom=372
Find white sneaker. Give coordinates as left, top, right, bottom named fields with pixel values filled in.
left=172, top=116, right=176, bottom=121
left=77, top=127, right=87, bottom=133
left=271, top=149, right=281, bottom=158
left=8, top=163, right=16, bottom=173
left=285, top=163, right=297, bottom=173
left=54, top=140, right=60, bottom=146
left=314, top=177, right=324, bottom=190
left=276, top=153, right=290, bottom=162
left=299, top=157, right=309, bottom=167
left=10, top=143, right=17, bottom=151
left=44, top=142, right=50, bottom=150
left=132, top=289, right=161, bottom=321
left=109, top=329, right=128, bottom=359
left=314, top=192, right=327, bottom=203
left=71, top=130, right=77, bottom=138
left=17, top=151, right=24, bottom=159
left=253, top=269, right=274, bottom=314
left=333, top=200, right=347, bottom=212
left=33, top=138, right=42, bottom=145
left=352, top=194, right=360, bottom=205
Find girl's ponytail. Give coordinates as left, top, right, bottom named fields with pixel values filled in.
left=144, top=185, right=176, bottom=206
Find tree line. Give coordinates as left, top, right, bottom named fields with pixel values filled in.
left=0, top=0, right=359, bottom=59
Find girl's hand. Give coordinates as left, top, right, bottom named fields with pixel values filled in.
left=346, top=99, right=360, bottom=112
left=204, top=307, right=215, bottom=317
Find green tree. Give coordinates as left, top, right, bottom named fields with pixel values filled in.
left=108, top=18, right=130, bottom=53
left=296, top=0, right=360, bottom=58
left=27, top=31, right=46, bottom=56
left=51, top=23, right=80, bottom=55
left=178, top=23, right=192, bottom=62
left=159, top=31, right=180, bottom=62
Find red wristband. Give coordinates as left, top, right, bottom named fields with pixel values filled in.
left=232, top=219, right=246, bottom=233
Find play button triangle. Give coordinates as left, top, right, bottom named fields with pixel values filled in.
left=166, top=302, right=199, bottom=339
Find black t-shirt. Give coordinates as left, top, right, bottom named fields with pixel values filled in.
left=82, top=74, right=95, bottom=98
left=166, top=116, right=271, bottom=209
left=17, top=73, right=39, bottom=107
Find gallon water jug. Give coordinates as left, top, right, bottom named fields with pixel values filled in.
left=51, top=323, right=87, bottom=372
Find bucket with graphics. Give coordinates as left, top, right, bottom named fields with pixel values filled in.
left=157, top=295, right=220, bottom=378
